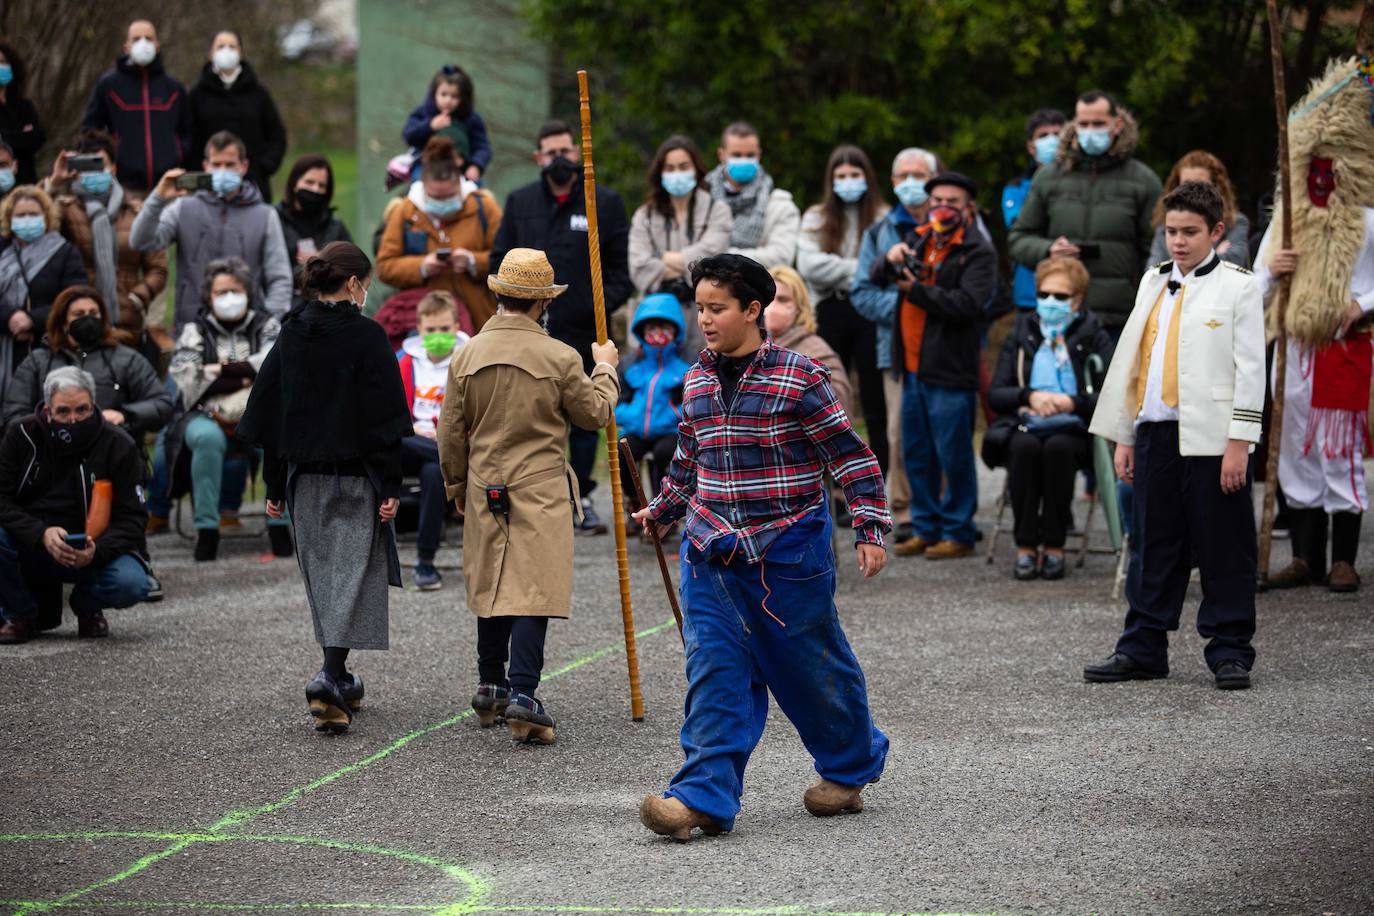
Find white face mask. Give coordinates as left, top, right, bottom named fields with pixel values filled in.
left=129, top=37, right=157, bottom=67
left=212, top=47, right=240, bottom=73
left=211, top=291, right=249, bottom=323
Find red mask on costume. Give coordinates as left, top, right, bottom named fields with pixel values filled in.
left=1307, top=157, right=1335, bottom=208
left=928, top=205, right=964, bottom=234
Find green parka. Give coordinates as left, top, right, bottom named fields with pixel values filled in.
left=1008, top=111, right=1163, bottom=330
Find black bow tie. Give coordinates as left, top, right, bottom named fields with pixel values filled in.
left=1167, top=280, right=1182, bottom=295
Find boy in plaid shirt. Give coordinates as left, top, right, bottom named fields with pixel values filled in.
left=633, top=253, right=892, bottom=841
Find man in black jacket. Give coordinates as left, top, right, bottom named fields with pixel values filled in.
left=81, top=20, right=193, bottom=192
left=0, top=367, right=151, bottom=644
left=489, top=119, right=632, bottom=536
left=874, top=172, right=996, bottom=561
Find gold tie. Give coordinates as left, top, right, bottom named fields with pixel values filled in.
left=1136, top=284, right=1185, bottom=413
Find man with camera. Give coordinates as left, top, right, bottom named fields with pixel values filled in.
left=0, top=367, right=151, bottom=644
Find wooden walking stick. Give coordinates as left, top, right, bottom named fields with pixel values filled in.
left=578, top=69, right=645, bottom=721
left=1258, top=0, right=1294, bottom=584
left=618, top=439, right=685, bottom=646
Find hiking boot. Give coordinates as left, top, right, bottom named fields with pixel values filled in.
left=0, top=617, right=36, bottom=645
left=803, top=778, right=865, bottom=817
left=1328, top=561, right=1361, bottom=593
left=925, top=540, right=975, bottom=560
left=471, top=683, right=510, bottom=728
left=575, top=497, right=607, bottom=536
left=145, top=514, right=169, bottom=536
left=414, top=563, right=443, bottom=591
left=639, top=794, right=722, bottom=842
left=338, top=672, right=365, bottom=711
left=305, top=670, right=352, bottom=734
left=893, top=537, right=932, bottom=558
left=76, top=610, right=110, bottom=639
left=194, top=529, right=220, bottom=562
left=1265, top=558, right=1312, bottom=589
left=268, top=525, right=294, bottom=558
left=1214, top=661, right=1251, bottom=691
left=505, top=692, right=555, bottom=744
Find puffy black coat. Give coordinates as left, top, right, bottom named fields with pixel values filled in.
left=988, top=308, right=1115, bottom=421
left=0, top=412, right=148, bottom=566
left=81, top=55, right=193, bottom=192
left=0, top=237, right=88, bottom=337
left=189, top=61, right=288, bottom=201
left=1, top=343, right=172, bottom=436
left=489, top=177, right=632, bottom=371
left=0, top=96, right=46, bottom=185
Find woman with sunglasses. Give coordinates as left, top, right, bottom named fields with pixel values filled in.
left=987, top=256, right=1114, bottom=580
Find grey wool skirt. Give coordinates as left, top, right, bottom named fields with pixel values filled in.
left=289, top=473, right=390, bottom=650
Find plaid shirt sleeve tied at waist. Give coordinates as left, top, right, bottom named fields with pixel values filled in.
left=646, top=339, right=892, bottom=563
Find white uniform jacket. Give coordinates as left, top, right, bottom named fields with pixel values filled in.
left=1089, top=255, right=1266, bottom=456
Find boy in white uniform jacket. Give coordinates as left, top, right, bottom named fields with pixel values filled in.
left=1083, top=182, right=1266, bottom=691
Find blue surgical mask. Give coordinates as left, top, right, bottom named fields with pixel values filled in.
left=1036, top=297, right=1074, bottom=332
left=424, top=195, right=462, bottom=217
left=725, top=158, right=759, bottom=184
left=0, top=169, right=14, bottom=193
left=894, top=176, right=928, bottom=209
left=0, top=65, right=12, bottom=86
left=10, top=214, right=46, bottom=243
left=661, top=170, right=697, bottom=198
left=833, top=178, right=867, bottom=204
left=1077, top=127, right=1112, bottom=157
left=79, top=171, right=114, bottom=196
left=1032, top=133, right=1060, bottom=166
left=211, top=169, right=242, bottom=196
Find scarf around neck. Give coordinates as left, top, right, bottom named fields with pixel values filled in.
left=707, top=164, right=774, bottom=249
left=0, top=231, right=65, bottom=313
left=81, top=181, right=125, bottom=325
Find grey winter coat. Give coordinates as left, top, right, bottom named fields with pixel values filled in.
left=1, top=342, right=172, bottom=435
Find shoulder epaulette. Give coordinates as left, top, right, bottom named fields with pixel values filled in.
left=1152, top=260, right=1172, bottom=274
left=1220, top=261, right=1253, bottom=274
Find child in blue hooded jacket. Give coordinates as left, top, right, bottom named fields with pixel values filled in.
left=616, top=293, right=691, bottom=514
left=401, top=66, right=492, bottom=183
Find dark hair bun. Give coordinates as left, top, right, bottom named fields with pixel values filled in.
left=300, top=241, right=372, bottom=298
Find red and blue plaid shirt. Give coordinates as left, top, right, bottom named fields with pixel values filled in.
left=647, top=339, right=891, bottom=563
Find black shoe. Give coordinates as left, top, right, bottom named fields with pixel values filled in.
left=1013, top=553, right=1039, bottom=580
left=268, top=525, right=294, bottom=558
left=505, top=692, right=556, bottom=744
left=143, top=570, right=164, bottom=603
left=194, top=529, right=220, bottom=562
left=575, top=498, right=608, bottom=536
left=1041, top=553, right=1066, bottom=581
left=1083, top=652, right=1167, bottom=683
left=335, top=671, right=365, bottom=710
left=76, top=609, right=110, bottom=639
left=1214, top=661, right=1251, bottom=691
left=305, top=670, right=353, bottom=734
left=471, top=683, right=511, bottom=728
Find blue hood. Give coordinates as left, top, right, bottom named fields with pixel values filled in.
left=630, top=293, right=685, bottom=348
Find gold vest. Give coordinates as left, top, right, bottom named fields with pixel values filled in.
left=1135, top=283, right=1184, bottom=415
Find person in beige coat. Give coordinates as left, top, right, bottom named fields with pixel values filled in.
left=437, top=248, right=619, bottom=746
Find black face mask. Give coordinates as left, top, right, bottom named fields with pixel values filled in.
left=68, top=315, right=105, bottom=349
left=47, top=408, right=103, bottom=456
left=295, top=188, right=327, bottom=216
left=542, top=156, right=578, bottom=187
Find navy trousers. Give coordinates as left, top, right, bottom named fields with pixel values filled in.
left=665, top=509, right=888, bottom=830
left=1116, top=422, right=1257, bottom=673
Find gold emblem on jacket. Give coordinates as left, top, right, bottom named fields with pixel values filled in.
left=1203, top=318, right=1223, bottom=329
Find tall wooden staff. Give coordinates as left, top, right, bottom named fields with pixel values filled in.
left=1259, top=0, right=1293, bottom=584
left=578, top=69, right=645, bottom=721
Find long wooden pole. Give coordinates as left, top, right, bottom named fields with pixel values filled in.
left=578, top=69, right=645, bottom=721
left=1259, top=0, right=1293, bottom=584
left=618, top=438, right=685, bottom=646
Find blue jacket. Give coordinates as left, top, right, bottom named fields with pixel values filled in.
left=402, top=95, right=492, bottom=173
left=614, top=293, right=690, bottom=440
left=850, top=206, right=919, bottom=372
left=1001, top=167, right=1038, bottom=309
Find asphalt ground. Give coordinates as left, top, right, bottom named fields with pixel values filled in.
left=1, top=461, right=1371, bottom=916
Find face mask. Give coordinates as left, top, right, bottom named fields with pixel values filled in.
left=642, top=326, right=676, bottom=348
left=1036, top=298, right=1074, bottom=332
left=0, top=64, right=12, bottom=86
left=129, top=38, right=157, bottom=67
left=928, top=205, right=964, bottom=234
left=211, top=169, right=242, bottom=197
left=212, top=47, right=241, bottom=72
left=833, top=178, right=868, bottom=204
left=421, top=331, right=457, bottom=361
left=79, top=170, right=114, bottom=196
left=212, top=291, right=249, bottom=323
left=69, top=314, right=105, bottom=349
left=10, top=214, right=46, bottom=243
left=424, top=194, right=462, bottom=218
left=894, top=177, right=928, bottom=209
left=1033, top=133, right=1060, bottom=165
left=348, top=282, right=368, bottom=312
left=1307, top=156, right=1335, bottom=209
left=295, top=188, right=327, bottom=215
left=661, top=170, right=697, bottom=198
left=0, top=169, right=13, bottom=193
left=47, top=408, right=103, bottom=456
left=725, top=158, right=759, bottom=184
left=1077, top=127, right=1112, bottom=157
left=542, top=156, right=579, bottom=186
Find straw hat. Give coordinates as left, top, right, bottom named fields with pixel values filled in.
left=486, top=248, right=568, bottom=299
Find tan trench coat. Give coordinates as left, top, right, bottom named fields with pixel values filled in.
left=437, top=313, right=619, bottom=618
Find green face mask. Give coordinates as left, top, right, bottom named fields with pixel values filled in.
left=422, top=331, right=457, bottom=361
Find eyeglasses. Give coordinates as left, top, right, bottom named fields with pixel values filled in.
left=50, top=403, right=95, bottom=421
left=1036, top=291, right=1074, bottom=302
